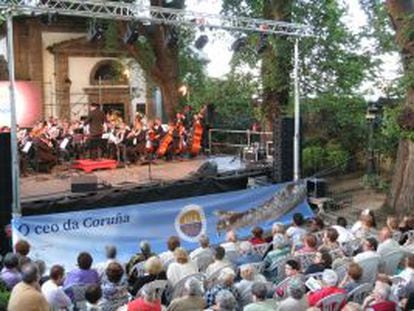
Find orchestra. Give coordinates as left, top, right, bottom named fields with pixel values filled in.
left=13, top=105, right=208, bottom=175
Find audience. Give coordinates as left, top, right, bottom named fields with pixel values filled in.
left=64, top=252, right=100, bottom=288
left=0, top=253, right=22, bottom=290
left=166, top=247, right=198, bottom=286
left=8, top=211, right=414, bottom=311
left=8, top=263, right=49, bottom=311
left=167, top=277, right=205, bottom=311
left=41, top=265, right=71, bottom=310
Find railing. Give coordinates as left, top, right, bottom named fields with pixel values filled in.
left=207, top=128, right=272, bottom=155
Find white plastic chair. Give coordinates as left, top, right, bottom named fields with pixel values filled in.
left=382, top=250, right=404, bottom=275
left=252, top=243, right=271, bottom=257
left=170, top=273, right=206, bottom=300
left=273, top=276, right=291, bottom=300
left=402, top=230, right=414, bottom=245
left=195, top=254, right=214, bottom=273
left=334, top=263, right=349, bottom=283
left=138, top=279, right=168, bottom=300
left=295, top=252, right=317, bottom=271
left=315, top=292, right=347, bottom=311
left=347, top=282, right=373, bottom=304
left=306, top=272, right=324, bottom=282
left=206, top=264, right=233, bottom=289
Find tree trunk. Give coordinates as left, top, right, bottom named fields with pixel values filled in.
left=159, top=79, right=179, bottom=121
left=385, top=0, right=414, bottom=213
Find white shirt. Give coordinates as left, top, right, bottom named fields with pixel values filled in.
left=377, top=238, right=401, bottom=256
left=190, top=247, right=214, bottom=261
left=159, top=250, right=175, bottom=267
left=167, top=261, right=198, bottom=286
left=332, top=225, right=355, bottom=244
left=41, top=279, right=72, bottom=310
left=206, top=260, right=233, bottom=279
left=354, top=251, right=381, bottom=284
left=398, top=267, right=414, bottom=283
left=286, top=226, right=306, bottom=245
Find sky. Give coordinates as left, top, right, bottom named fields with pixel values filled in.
left=0, top=0, right=402, bottom=96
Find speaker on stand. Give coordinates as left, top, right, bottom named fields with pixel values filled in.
left=0, top=133, right=13, bottom=254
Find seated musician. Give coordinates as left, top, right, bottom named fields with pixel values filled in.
left=126, top=121, right=146, bottom=163
left=32, top=127, right=57, bottom=173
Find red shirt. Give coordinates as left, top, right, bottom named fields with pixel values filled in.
left=250, top=237, right=266, bottom=245
left=128, top=298, right=162, bottom=311
left=369, top=301, right=397, bottom=311
left=308, top=286, right=346, bottom=307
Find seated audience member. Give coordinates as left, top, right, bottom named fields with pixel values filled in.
left=167, top=277, right=206, bottom=311
left=85, top=284, right=102, bottom=311
left=353, top=211, right=377, bottom=239
left=167, top=247, right=198, bottom=286
left=205, top=267, right=241, bottom=309
left=233, top=241, right=262, bottom=266
left=272, top=223, right=289, bottom=249
left=14, top=239, right=31, bottom=269
left=100, top=262, right=129, bottom=311
left=278, top=278, right=308, bottom=311
left=263, top=236, right=290, bottom=273
left=41, top=265, right=71, bottom=310
left=211, top=289, right=237, bottom=311
left=190, top=234, right=214, bottom=262
left=309, top=216, right=325, bottom=233
left=284, top=259, right=303, bottom=281
left=305, top=251, right=332, bottom=275
left=95, top=245, right=122, bottom=278
left=338, top=262, right=363, bottom=293
left=235, top=264, right=265, bottom=307
left=353, top=237, right=381, bottom=283
left=352, top=209, right=377, bottom=232
left=377, top=227, right=402, bottom=256
left=286, top=213, right=307, bottom=249
left=130, top=256, right=167, bottom=297
left=159, top=236, right=181, bottom=268
left=206, top=246, right=233, bottom=279
left=220, top=230, right=239, bottom=254
left=126, top=241, right=155, bottom=275
left=34, top=260, right=48, bottom=286
left=307, top=269, right=346, bottom=307
left=362, top=281, right=397, bottom=311
left=399, top=216, right=414, bottom=244
left=64, top=252, right=100, bottom=288
left=397, top=254, right=414, bottom=283
left=386, top=216, right=401, bottom=236
left=295, top=233, right=318, bottom=255
left=8, top=263, right=49, bottom=311
left=332, top=217, right=355, bottom=244
left=127, top=283, right=162, bottom=311
left=318, top=227, right=341, bottom=252
left=249, top=226, right=266, bottom=245
left=244, top=282, right=278, bottom=311
left=0, top=253, right=21, bottom=290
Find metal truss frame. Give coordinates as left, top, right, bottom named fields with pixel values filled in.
left=0, top=0, right=313, bottom=37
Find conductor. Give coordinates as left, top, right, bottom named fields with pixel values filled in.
left=86, top=103, right=106, bottom=160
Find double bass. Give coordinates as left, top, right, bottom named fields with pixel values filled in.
left=188, top=114, right=203, bottom=156
left=156, top=123, right=174, bottom=158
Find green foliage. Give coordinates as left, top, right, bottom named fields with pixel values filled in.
left=303, top=145, right=326, bottom=175
left=0, top=282, right=10, bottom=309
left=303, top=143, right=349, bottom=176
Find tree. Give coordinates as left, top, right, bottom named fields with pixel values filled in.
left=383, top=1, right=414, bottom=213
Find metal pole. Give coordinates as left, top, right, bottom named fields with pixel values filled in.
left=6, top=14, right=21, bottom=216
left=98, top=76, right=102, bottom=107
left=293, top=38, right=300, bottom=181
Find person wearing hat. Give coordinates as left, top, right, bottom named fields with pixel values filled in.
left=307, top=269, right=346, bottom=307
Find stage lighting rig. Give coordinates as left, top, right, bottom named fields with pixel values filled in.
left=87, top=21, right=104, bottom=42
left=123, top=23, right=140, bottom=44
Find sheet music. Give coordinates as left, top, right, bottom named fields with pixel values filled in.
left=22, top=141, right=32, bottom=153
left=60, top=138, right=69, bottom=150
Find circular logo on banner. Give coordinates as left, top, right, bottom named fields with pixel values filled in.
left=175, top=204, right=206, bottom=242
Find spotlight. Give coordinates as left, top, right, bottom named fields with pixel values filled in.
left=123, top=23, right=139, bottom=45
left=162, top=0, right=183, bottom=8
left=194, top=35, right=208, bottom=50
left=87, top=22, right=104, bottom=42
left=231, top=37, right=247, bottom=52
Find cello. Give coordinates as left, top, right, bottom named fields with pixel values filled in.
left=189, top=114, right=203, bottom=156
left=156, top=123, right=174, bottom=158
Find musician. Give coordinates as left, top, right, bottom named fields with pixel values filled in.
left=173, top=113, right=186, bottom=157
left=32, top=126, right=57, bottom=173
left=126, top=120, right=146, bottom=163
left=86, top=103, right=106, bottom=160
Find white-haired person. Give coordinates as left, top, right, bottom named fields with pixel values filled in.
left=125, top=283, right=162, bottom=311
left=307, top=269, right=346, bottom=307
left=277, top=278, right=308, bottom=311
left=190, top=234, right=214, bottom=261
left=220, top=230, right=239, bottom=254
left=209, top=289, right=238, bottom=311
left=235, top=264, right=266, bottom=307
left=167, top=277, right=205, bottom=311
left=129, top=256, right=167, bottom=297
left=362, top=280, right=397, bottom=311
left=167, top=247, right=198, bottom=286
left=205, top=267, right=241, bottom=309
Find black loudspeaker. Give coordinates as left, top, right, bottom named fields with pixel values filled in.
left=71, top=175, right=98, bottom=193
left=281, top=118, right=295, bottom=182
left=0, top=133, right=12, bottom=254
left=307, top=178, right=327, bottom=198
left=195, top=160, right=218, bottom=177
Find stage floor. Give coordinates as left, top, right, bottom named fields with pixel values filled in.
left=20, top=155, right=246, bottom=202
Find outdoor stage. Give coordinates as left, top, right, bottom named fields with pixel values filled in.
left=20, top=155, right=253, bottom=203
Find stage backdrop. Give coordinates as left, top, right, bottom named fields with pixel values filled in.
left=12, top=183, right=313, bottom=269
